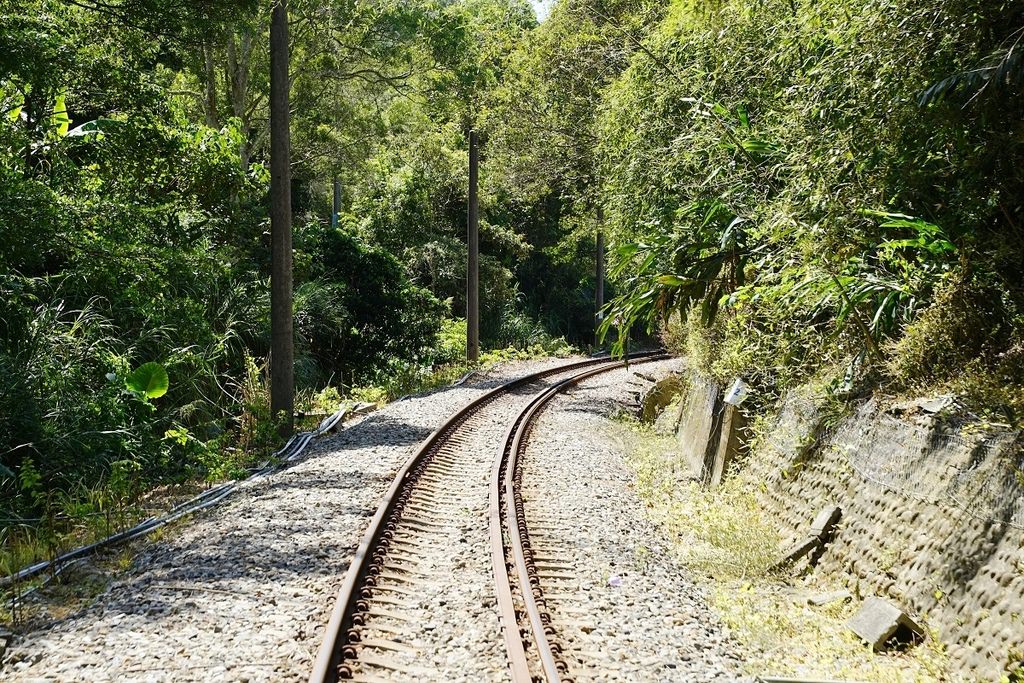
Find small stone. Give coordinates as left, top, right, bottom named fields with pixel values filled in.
left=0, top=626, right=12, bottom=660
left=807, top=590, right=852, bottom=606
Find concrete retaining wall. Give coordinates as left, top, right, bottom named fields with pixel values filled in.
left=747, top=394, right=1024, bottom=679
left=662, top=373, right=1024, bottom=680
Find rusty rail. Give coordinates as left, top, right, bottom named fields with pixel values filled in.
left=491, top=354, right=667, bottom=683
left=309, top=353, right=660, bottom=682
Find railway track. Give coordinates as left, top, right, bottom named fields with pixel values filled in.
left=309, top=354, right=663, bottom=683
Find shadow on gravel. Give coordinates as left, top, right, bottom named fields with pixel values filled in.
left=58, top=514, right=369, bottom=626
left=263, top=468, right=394, bottom=493
left=320, top=413, right=435, bottom=451
left=560, top=394, right=631, bottom=419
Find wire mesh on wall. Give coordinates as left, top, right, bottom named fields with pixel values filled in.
left=830, top=409, right=1024, bottom=530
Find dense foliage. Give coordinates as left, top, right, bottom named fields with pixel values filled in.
left=0, top=0, right=578, bottom=533
left=3, top=0, right=1023, bottom=560
left=582, top=0, right=1024, bottom=417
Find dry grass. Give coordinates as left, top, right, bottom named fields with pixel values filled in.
left=620, top=421, right=951, bottom=682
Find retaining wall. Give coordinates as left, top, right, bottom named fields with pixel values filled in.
left=664, top=374, right=1024, bottom=680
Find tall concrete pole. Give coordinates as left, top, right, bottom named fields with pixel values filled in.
left=595, top=206, right=605, bottom=347
left=467, top=130, right=480, bottom=362
left=332, top=177, right=341, bottom=229
left=269, top=0, right=293, bottom=436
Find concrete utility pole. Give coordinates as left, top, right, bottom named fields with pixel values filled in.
left=332, top=177, right=341, bottom=229
left=269, top=0, right=293, bottom=436
left=595, top=206, right=605, bottom=348
left=467, top=130, right=480, bottom=362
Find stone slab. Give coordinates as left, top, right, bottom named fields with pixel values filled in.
left=675, top=373, right=721, bottom=482
left=709, top=403, right=747, bottom=488
left=847, top=596, right=924, bottom=650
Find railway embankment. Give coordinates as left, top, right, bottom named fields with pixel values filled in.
left=1, top=355, right=748, bottom=682
left=639, top=369, right=1024, bottom=681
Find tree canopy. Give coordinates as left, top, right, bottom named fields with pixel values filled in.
left=3, top=0, right=1023, bottom=545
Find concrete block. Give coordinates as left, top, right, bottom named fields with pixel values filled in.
left=810, top=506, right=842, bottom=539
left=709, top=403, right=747, bottom=487
left=772, top=506, right=843, bottom=570
left=771, top=536, right=818, bottom=570
left=847, top=597, right=925, bottom=650
left=675, top=373, right=721, bottom=482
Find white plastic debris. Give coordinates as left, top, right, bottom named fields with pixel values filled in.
left=723, top=378, right=750, bottom=406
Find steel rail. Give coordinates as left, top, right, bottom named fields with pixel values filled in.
left=309, top=353, right=660, bottom=683
left=492, top=354, right=668, bottom=683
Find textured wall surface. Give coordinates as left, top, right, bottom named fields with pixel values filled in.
left=742, top=392, right=1024, bottom=681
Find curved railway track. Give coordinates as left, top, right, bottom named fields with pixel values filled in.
left=309, top=353, right=664, bottom=683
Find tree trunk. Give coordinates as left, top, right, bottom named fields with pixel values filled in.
left=467, top=129, right=480, bottom=362
left=202, top=42, right=218, bottom=128
left=595, top=206, right=605, bottom=347
left=227, top=28, right=253, bottom=171
left=269, top=0, right=294, bottom=436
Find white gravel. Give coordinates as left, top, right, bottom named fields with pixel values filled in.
left=519, top=358, right=750, bottom=682
left=0, top=357, right=582, bottom=683
left=2, top=355, right=750, bottom=683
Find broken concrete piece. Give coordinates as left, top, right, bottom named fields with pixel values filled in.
left=810, top=506, right=842, bottom=538
left=771, top=506, right=842, bottom=570
left=807, top=590, right=852, bottom=606
left=709, top=403, right=747, bottom=488
left=847, top=597, right=925, bottom=650
left=771, top=537, right=818, bottom=570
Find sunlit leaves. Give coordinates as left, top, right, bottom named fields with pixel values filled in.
left=51, top=91, right=70, bottom=137
left=596, top=0, right=1022, bottom=383
left=125, top=362, right=169, bottom=399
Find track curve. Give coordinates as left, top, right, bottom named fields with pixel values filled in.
left=309, top=354, right=659, bottom=683
left=490, top=355, right=667, bottom=683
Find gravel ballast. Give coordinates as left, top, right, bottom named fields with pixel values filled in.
left=2, top=355, right=749, bottom=682
left=519, top=358, right=750, bottom=682
left=1, top=357, right=579, bottom=683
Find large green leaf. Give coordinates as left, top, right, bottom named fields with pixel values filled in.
left=66, top=118, right=124, bottom=137
left=126, top=362, right=169, bottom=399
left=53, top=92, right=71, bottom=137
